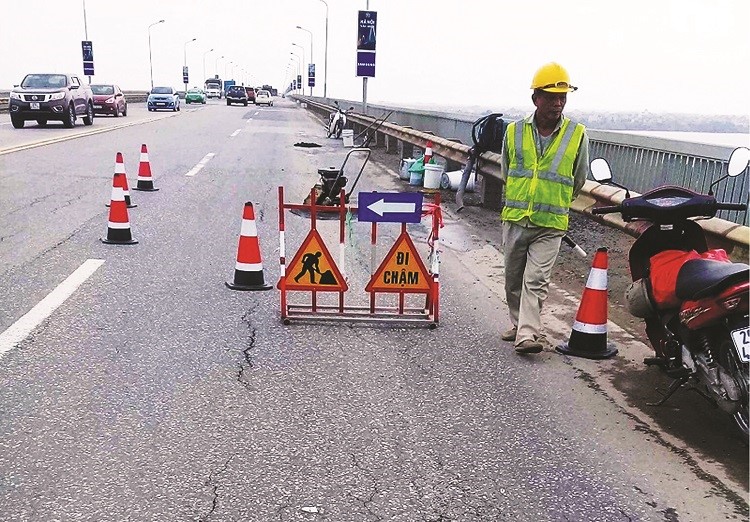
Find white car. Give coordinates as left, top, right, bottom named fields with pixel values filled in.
left=255, top=90, right=273, bottom=107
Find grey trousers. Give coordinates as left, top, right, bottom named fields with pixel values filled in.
left=502, top=221, right=564, bottom=345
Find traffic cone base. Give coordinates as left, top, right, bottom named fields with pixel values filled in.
left=100, top=233, right=138, bottom=245
left=226, top=202, right=272, bottom=291
left=226, top=275, right=272, bottom=291
left=555, top=247, right=617, bottom=359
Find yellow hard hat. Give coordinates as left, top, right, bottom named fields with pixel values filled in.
left=530, top=62, right=578, bottom=92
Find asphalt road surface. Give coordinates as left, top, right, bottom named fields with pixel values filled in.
left=0, top=98, right=747, bottom=521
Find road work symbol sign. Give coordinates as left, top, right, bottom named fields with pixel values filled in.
left=279, top=229, right=347, bottom=292
left=366, top=231, right=431, bottom=293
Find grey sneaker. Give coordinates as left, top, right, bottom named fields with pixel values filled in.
left=515, top=339, right=544, bottom=354
left=501, top=326, right=517, bottom=341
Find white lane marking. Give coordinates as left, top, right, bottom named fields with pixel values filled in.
left=185, top=153, right=215, bottom=177
left=0, top=259, right=105, bottom=358
left=246, top=119, right=253, bottom=125
left=230, top=129, right=241, bottom=137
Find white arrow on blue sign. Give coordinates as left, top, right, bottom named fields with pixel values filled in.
left=358, top=192, right=423, bottom=223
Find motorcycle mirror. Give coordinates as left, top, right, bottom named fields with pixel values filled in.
left=708, top=146, right=750, bottom=195
left=727, top=146, right=750, bottom=177
left=590, top=158, right=612, bottom=182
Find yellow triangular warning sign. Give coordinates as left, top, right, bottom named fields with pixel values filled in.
left=278, top=229, right=348, bottom=292
left=366, top=231, right=431, bottom=293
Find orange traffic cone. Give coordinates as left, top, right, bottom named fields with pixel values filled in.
left=226, top=202, right=272, bottom=291
left=106, top=152, right=136, bottom=208
left=133, top=144, right=159, bottom=192
left=101, top=172, right=138, bottom=245
left=424, top=140, right=433, bottom=165
left=555, top=247, right=617, bottom=359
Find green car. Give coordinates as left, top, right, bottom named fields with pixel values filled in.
left=185, top=88, right=207, bottom=104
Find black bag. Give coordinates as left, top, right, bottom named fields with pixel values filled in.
left=471, top=113, right=506, bottom=155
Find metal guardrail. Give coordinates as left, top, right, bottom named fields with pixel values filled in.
left=297, top=97, right=749, bottom=252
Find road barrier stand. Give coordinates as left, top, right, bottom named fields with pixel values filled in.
left=277, top=186, right=441, bottom=327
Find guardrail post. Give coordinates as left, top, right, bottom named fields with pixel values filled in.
left=481, top=174, right=504, bottom=211
left=399, top=127, right=415, bottom=160
left=385, top=123, right=398, bottom=154
left=445, top=139, right=464, bottom=172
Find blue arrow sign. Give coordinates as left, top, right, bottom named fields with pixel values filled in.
left=358, top=192, right=423, bottom=223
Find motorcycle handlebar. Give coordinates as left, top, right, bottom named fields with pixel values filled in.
left=591, top=205, right=622, bottom=215
left=717, top=203, right=747, bottom=211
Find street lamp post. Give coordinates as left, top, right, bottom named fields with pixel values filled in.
left=289, top=54, right=301, bottom=93
left=82, top=0, right=91, bottom=84
left=225, top=61, right=233, bottom=81
left=296, top=25, right=313, bottom=96
left=183, top=38, right=197, bottom=92
left=292, top=43, right=305, bottom=95
left=202, top=48, right=214, bottom=84
left=215, top=55, right=224, bottom=77
left=148, top=19, right=165, bottom=90
left=317, top=0, right=328, bottom=98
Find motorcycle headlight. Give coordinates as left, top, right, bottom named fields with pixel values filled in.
left=49, top=91, right=66, bottom=101
left=9, top=92, right=22, bottom=100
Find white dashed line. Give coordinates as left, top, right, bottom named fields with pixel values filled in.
left=185, top=153, right=215, bottom=176
left=0, top=259, right=105, bottom=358
left=230, top=129, right=241, bottom=137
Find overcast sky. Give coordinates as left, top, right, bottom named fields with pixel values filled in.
left=2, top=0, right=748, bottom=117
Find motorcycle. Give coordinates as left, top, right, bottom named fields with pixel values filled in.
left=326, top=101, right=354, bottom=139
left=590, top=146, right=750, bottom=439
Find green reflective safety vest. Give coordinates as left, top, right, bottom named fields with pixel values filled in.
left=501, top=116, right=585, bottom=231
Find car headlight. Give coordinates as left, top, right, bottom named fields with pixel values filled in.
left=105, top=97, right=115, bottom=103
left=49, top=91, right=66, bottom=101
left=9, top=92, right=22, bottom=100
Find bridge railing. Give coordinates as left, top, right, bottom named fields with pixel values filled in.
left=296, top=96, right=749, bottom=252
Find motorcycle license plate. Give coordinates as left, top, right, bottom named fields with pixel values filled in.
left=730, top=326, right=750, bottom=362
left=30, top=102, right=40, bottom=110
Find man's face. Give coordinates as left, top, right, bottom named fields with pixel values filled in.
left=533, top=90, right=567, bottom=125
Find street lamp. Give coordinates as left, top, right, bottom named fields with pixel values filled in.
left=225, top=60, right=234, bottom=80
left=215, top=55, right=224, bottom=77
left=292, top=42, right=306, bottom=95
left=148, top=19, right=165, bottom=90
left=202, top=48, right=214, bottom=83
left=296, top=25, right=314, bottom=96
left=317, top=0, right=328, bottom=98
left=183, top=38, right=197, bottom=92
left=289, top=53, right=301, bottom=93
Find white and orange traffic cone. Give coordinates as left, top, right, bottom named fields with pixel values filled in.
left=424, top=140, right=434, bottom=165
left=226, top=202, right=272, bottom=291
left=555, top=247, right=617, bottom=359
left=106, top=152, right=136, bottom=208
left=133, top=144, right=159, bottom=192
left=100, top=172, right=138, bottom=245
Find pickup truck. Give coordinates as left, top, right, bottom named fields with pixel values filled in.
left=8, top=73, right=95, bottom=129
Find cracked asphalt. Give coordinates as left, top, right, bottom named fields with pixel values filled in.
left=0, top=100, right=746, bottom=521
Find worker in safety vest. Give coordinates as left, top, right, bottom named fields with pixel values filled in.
left=499, top=62, right=590, bottom=354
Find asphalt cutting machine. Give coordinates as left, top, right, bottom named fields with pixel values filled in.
left=303, top=147, right=371, bottom=207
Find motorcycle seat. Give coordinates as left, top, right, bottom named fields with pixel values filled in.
left=675, top=259, right=749, bottom=301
